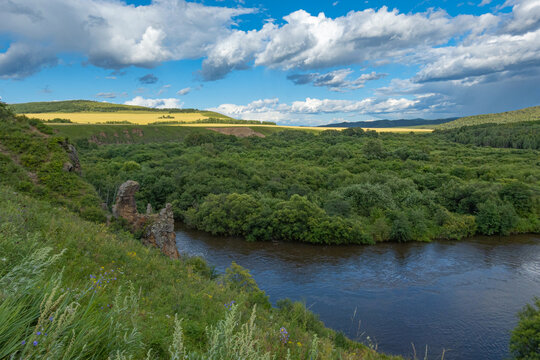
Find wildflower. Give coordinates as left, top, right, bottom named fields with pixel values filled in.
left=279, top=327, right=289, bottom=344
left=21, top=340, right=26, bottom=345
left=297, top=342, right=302, bottom=347
left=49, top=316, right=54, bottom=322
left=33, top=341, right=38, bottom=346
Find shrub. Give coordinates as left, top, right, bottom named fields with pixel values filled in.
left=510, top=298, right=540, bottom=359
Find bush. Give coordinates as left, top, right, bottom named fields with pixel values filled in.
left=510, top=298, right=540, bottom=359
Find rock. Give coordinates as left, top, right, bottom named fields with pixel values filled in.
left=60, top=141, right=82, bottom=174
left=112, top=180, right=179, bottom=259
left=112, top=180, right=142, bottom=228
left=146, top=203, right=153, bottom=215
left=143, top=204, right=179, bottom=259
left=63, top=161, right=73, bottom=172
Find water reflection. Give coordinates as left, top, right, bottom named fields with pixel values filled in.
left=176, top=227, right=540, bottom=360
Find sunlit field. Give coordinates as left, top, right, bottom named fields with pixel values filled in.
left=24, top=111, right=210, bottom=124
left=165, top=124, right=433, bottom=132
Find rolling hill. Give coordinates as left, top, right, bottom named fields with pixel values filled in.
left=9, top=99, right=229, bottom=117
left=436, top=105, right=540, bottom=129
left=319, top=118, right=458, bottom=128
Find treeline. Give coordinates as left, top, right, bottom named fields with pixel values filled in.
left=435, top=121, right=540, bottom=149
left=79, top=127, right=539, bottom=245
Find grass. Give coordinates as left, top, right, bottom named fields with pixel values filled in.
left=436, top=105, right=540, bottom=129
left=0, top=186, right=400, bottom=360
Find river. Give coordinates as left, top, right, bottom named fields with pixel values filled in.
left=175, top=227, right=540, bottom=360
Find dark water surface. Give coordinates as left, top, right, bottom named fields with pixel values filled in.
left=175, top=227, right=540, bottom=360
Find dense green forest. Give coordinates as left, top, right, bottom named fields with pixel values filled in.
left=435, top=121, right=540, bottom=149
left=9, top=100, right=230, bottom=118
left=437, top=105, right=540, bottom=129
left=76, top=127, right=539, bottom=245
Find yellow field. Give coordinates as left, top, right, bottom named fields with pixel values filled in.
left=163, top=124, right=433, bottom=132
left=24, top=112, right=209, bottom=124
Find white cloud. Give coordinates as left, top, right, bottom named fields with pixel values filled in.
left=125, top=96, right=182, bottom=109
left=287, top=69, right=386, bottom=91
left=0, top=0, right=254, bottom=78
left=415, top=29, right=540, bottom=82
left=201, top=7, right=498, bottom=80
left=177, top=87, right=191, bottom=96
left=210, top=96, right=422, bottom=124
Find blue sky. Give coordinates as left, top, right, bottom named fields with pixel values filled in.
left=1, top=0, right=539, bottom=125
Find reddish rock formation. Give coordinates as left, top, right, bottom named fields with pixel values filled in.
left=112, top=180, right=179, bottom=259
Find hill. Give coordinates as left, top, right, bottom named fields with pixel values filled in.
left=9, top=99, right=228, bottom=117
left=320, top=118, right=457, bottom=128
left=437, top=105, right=540, bottom=129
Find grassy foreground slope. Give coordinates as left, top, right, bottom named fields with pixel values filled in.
left=0, top=187, right=397, bottom=359
left=437, top=105, right=540, bottom=129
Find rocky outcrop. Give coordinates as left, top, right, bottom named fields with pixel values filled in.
left=112, top=180, right=179, bottom=259
left=112, top=180, right=142, bottom=227
left=143, top=204, right=179, bottom=259
left=60, top=141, right=82, bottom=174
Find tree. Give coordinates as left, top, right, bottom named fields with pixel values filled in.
left=476, top=199, right=518, bottom=236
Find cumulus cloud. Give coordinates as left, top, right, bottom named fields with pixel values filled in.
left=0, top=43, right=57, bottom=79
left=414, top=0, right=540, bottom=83
left=139, top=74, right=158, bottom=84
left=201, top=7, right=498, bottom=80
left=125, top=96, right=182, bottom=109
left=210, top=96, right=423, bottom=124
left=287, top=69, right=386, bottom=91
left=0, top=0, right=254, bottom=77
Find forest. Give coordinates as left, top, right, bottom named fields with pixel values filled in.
left=434, top=120, right=540, bottom=149
left=77, top=126, right=539, bottom=245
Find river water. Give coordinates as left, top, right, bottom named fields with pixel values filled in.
left=175, top=227, right=540, bottom=360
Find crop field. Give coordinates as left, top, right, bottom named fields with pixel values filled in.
left=24, top=111, right=210, bottom=124
left=146, top=123, right=433, bottom=132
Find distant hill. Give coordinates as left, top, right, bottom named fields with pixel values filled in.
left=437, top=105, right=540, bottom=129
left=9, top=100, right=230, bottom=119
left=319, top=118, right=458, bottom=128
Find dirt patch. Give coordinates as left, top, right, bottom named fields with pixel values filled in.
left=207, top=127, right=265, bottom=138
left=29, top=126, right=51, bottom=138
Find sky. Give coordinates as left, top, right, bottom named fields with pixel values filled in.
left=1, top=0, right=539, bottom=125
